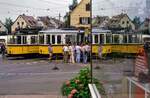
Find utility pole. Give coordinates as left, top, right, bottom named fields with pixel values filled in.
left=90, top=0, right=93, bottom=83
left=58, top=13, right=61, bottom=28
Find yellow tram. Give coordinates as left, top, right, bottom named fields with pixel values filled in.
left=6, top=28, right=143, bottom=56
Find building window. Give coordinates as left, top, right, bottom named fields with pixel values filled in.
left=127, top=21, right=129, bottom=24
left=22, top=22, right=24, bottom=26
left=86, top=3, right=90, bottom=11
left=79, top=17, right=90, bottom=25
left=122, top=21, right=125, bottom=24
left=17, top=22, right=19, bottom=25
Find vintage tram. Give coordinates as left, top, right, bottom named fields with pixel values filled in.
left=6, top=28, right=144, bottom=56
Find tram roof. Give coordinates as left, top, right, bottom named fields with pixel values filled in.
left=39, top=29, right=84, bottom=34
left=92, top=29, right=111, bottom=33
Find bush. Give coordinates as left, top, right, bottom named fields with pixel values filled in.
left=61, top=67, right=106, bottom=98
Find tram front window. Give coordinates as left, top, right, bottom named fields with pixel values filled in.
left=57, top=35, right=61, bottom=44
left=39, top=35, right=44, bottom=44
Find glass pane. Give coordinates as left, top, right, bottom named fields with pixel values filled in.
left=46, top=35, right=50, bottom=44
left=66, top=35, right=76, bottom=44
left=100, top=34, right=104, bottom=44
left=128, top=35, right=132, bottom=43
left=106, top=34, right=112, bottom=43
left=57, top=35, right=61, bottom=44
left=17, top=36, right=21, bottom=44
left=123, top=35, right=128, bottom=43
left=31, top=36, right=35, bottom=44
left=39, top=35, right=44, bottom=44
left=23, top=36, right=27, bottom=44
left=113, top=35, right=119, bottom=43
left=52, top=35, right=55, bottom=44
left=94, top=35, right=98, bottom=44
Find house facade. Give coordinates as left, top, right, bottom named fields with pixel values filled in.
left=70, top=0, right=90, bottom=28
left=108, top=13, right=135, bottom=30
left=11, top=14, right=38, bottom=33
left=0, top=21, right=7, bottom=34
left=37, top=16, right=63, bottom=29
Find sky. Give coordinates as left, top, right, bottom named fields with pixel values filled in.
left=0, top=0, right=147, bottom=23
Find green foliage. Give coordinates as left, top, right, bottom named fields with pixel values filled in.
left=132, top=16, right=141, bottom=29
left=61, top=67, right=106, bottom=98
left=4, top=17, right=13, bottom=34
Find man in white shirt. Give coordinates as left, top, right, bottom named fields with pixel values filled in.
left=75, top=44, right=81, bottom=63
left=63, top=45, right=69, bottom=63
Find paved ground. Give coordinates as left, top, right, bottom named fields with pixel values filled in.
left=0, top=54, right=135, bottom=97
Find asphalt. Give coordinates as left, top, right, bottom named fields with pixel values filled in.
left=0, top=54, right=135, bottom=97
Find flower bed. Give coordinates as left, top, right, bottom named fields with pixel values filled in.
left=61, top=67, right=106, bottom=98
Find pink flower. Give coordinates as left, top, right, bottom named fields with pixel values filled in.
left=71, top=89, right=77, bottom=94
left=75, top=79, right=80, bottom=84
left=66, top=81, right=70, bottom=86
left=68, top=94, right=73, bottom=98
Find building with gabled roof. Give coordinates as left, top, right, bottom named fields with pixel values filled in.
left=11, top=14, right=38, bottom=33
left=70, top=0, right=90, bottom=29
left=108, top=13, right=135, bottom=30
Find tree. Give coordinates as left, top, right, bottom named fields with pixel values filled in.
left=63, top=12, right=70, bottom=28
left=4, top=17, right=13, bottom=34
left=69, top=0, right=78, bottom=11
left=132, top=16, right=141, bottom=30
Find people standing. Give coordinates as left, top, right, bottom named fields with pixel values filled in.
left=63, top=45, right=69, bottom=63
left=48, top=43, right=53, bottom=62
left=98, top=43, right=103, bottom=61
left=75, top=43, right=81, bottom=63
left=1, top=43, right=6, bottom=59
left=69, top=44, right=75, bottom=63
left=82, top=43, right=89, bottom=64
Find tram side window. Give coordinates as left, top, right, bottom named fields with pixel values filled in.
left=66, top=35, right=76, bottom=44
left=17, top=36, right=21, bottom=44
left=94, top=35, right=98, bottom=44
left=46, top=35, right=50, bottom=44
left=23, top=36, right=27, bottom=44
left=106, top=34, right=112, bottom=43
left=128, top=35, right=132, bottom=43
left=57, top=35, right=61, bottom=44
left=39, top=35, right=44, bottom=44
left=113, top=35, right=119, bottom=44
left=52, top=35, right=55, bottom=44
left=31, top=36, right=37, bottom=44
left=123, top=35, right=127, bottom=43
left=99, top=34, right=104, bottom=44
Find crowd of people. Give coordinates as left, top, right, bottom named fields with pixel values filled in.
left=48, top=43, right=104, bottom=63
left=62, top=43, right=91, bottom=64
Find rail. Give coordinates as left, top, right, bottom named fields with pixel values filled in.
left=88, top=84, right=102, bottom=98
